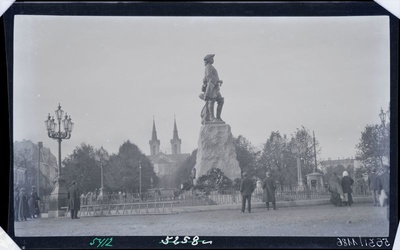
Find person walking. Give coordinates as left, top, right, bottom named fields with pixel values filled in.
left=68, top=180, right=81, bottom=219
left=328, top=172, right=344, bottom=207
left=368, top=168, right=379, bottom=206
left=262, top=172, right=277, bottom=210
left=240, top=172, right=255, bottom=213
left=341, top=171, right=354, bottom=206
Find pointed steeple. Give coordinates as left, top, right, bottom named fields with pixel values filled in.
left=170, top=115, right=182, bottom=155
left=149, top=116, right=160, bottom=156
left=152, top=116, right=158, bottom=141
left=172, top=115, right=179, bottom=140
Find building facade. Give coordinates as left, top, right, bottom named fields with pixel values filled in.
left=13, top=140, right=58, bottom=196
left=147, top=117, right=190, bottom=188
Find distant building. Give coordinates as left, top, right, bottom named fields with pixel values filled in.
left=319, top=157, right=364, bottom=175
left=13, top=140, right=58, bottom=195
left=147, top=117, right=190, bottom=188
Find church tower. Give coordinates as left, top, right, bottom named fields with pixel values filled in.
left=149, top=117, right=160, bottom=156
left=170, top=116, right=182, bottom=155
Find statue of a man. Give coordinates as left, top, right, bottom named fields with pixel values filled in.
left=202, top=54, right=224, bottom=123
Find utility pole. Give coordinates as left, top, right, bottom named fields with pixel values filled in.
left=313, top=131, right=318, bottom=172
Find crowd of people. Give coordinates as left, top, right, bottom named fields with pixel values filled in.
left=327, top=165, right=390, bottom=213
left=15, top=165, right=391, bottom=221
left=14, top=186, right=40, bottom=222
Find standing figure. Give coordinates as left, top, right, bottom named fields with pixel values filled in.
left=341, top=171, right=354, bottom=206
left=240, top=172, right=255, bottom=213
left=14, top=187, right=20, bottom=222
left=68, top=180, right=81, bottom=219
left=29, top=186, right=41, bottom=218
left=377, top=165, right=390, bottom=220
left=328, top=172, right=344, bottom=207
left=262, top=172, right=277, bottom=210
left=368, top=168, right=379, bottom=206
left=202, top=54, right=224, bottom=123
left=18, top=188, right=30, bottom=221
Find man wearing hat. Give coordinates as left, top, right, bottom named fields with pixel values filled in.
left=368, top=168, right=379, bottom=206
left=202, top=54, right=224, bottom=123
left=68, top=180, right=81, bottom=219
left=240, top=172, right=255, bottom=213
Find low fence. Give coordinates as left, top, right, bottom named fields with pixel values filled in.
left=38, top=186, right=371, bottom=213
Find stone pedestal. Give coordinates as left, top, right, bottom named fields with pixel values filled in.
left=48, top=177, right=68, bottom=218
left=194, top=123, right=241, bottom=181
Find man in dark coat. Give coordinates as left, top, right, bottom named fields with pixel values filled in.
left=14, top=187, right=20, bottom=222
left=240, top=172, right=255, bottom=213
left=341, top=171, right=354, bottom=206
left=262, top=172, right=277, bottom=210
left=68, top=180, right=81, bottom=219
left=29, top=186, right=41, bottom=218
left=368, top=168, right=379, bottom=206
left=18, top=188, right=30, bottom=221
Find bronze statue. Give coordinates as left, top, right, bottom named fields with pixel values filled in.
left=201, top=54, right=224, bottom=124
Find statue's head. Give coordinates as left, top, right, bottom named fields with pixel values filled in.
left=204, top=54, right=215, bottom=64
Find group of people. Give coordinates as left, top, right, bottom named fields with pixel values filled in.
left=240, top=171, right=277, bottom=213
left=14, top=186, right=40, bottom=222
left=368, top=166, right=390, bottom=207
left=328, top=171, right=354, bottom=207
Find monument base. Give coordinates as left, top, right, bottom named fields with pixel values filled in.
left=48, top=177, right=68, bottom=218
left=296, top=185, right=305, bottom=192
left=194, top=123, right=241, bottom=181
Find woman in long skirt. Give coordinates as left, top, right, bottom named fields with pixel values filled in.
left=328, top=172, right=344, bottom=207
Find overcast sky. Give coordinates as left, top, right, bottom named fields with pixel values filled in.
left=13, top=15, right=390, bottom=162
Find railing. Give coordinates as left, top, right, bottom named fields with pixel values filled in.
left=39, top=186, right=371, bottom=213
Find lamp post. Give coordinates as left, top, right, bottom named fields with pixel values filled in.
left=44, top=103, right=74, bottom=218
left=37, top=141, right=43, bottom=197
left=139, top=161, right=142, bottom=199
left=378, top=107, right=387, bottom=168
left=95, top=146, right=109, bottom=196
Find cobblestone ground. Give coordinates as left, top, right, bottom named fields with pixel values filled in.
left=14, top=203, right=389, bottom=237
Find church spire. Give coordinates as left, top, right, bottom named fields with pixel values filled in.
left=152, top=116, right=158, bottom=141
left=172, top=115, right=179, bottom=140
left=149, top=116, right=160, bottom=156
left=170, top=115, right=182, bottom=155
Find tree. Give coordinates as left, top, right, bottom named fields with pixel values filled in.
left=259, top=131, right=296, bottom=189
left=105, top=140, right=158, bottom=193
left=291, top=126, right=321, bottom=183
left=259, top=127, right=321, bottom=190
left=233, top=135, right=260, bottom=178
left=356, top=115, right=390, bottom=171
left=174, top=149, right=197, bottom=188
left=62, top=143, right=99, bottom=193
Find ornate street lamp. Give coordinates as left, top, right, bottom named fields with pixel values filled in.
left=379, top=107, right=386, bottom=127
left=378, top=107, right=389, bottom=168
left=37, top=141, right=43, bottom=197
left=44, top=103, right=74, bottom=218
left=95, top=146, right=109, bottom=196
